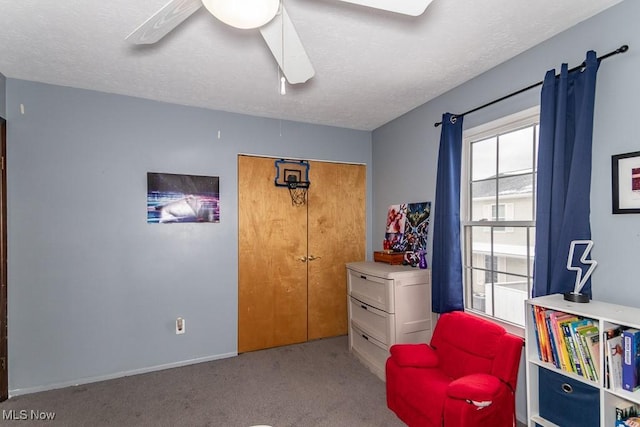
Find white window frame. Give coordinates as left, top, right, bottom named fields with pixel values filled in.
left=461, top=106, right=539, bottom=334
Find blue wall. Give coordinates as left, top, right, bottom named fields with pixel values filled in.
left=6, top=80, right=372, bottom=394
left=373, top=0, right=639, bottom=420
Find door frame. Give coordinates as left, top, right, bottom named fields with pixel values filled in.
left=0, top=117, right=7, bottom=400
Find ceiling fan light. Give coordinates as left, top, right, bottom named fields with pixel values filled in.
left=202, top=0, right=280, bottom=30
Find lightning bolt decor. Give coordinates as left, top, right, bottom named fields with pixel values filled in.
left=564, top=240, right=598, bottom=303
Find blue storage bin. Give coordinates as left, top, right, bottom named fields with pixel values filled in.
left=539, top=367, right=599, bottom=427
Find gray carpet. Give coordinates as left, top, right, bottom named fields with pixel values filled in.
left=0, top=336, right=406, bottom=426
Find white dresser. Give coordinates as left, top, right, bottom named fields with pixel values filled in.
left=346, top=261, right=433, bottom=381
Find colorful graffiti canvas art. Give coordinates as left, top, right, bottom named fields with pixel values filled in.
left=404, top=202, right=431, bottom=252
left=384, top=202, right=431, bottom=252
left=147, top=172, right=220, bottom=223
left=384, top=204, right=407, bottom=251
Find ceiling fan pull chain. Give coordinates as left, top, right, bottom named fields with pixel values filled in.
left=279, top=0, right=287, bottom=95
left=280, top=76, right=287, bottom=95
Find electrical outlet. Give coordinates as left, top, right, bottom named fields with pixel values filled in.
left=176, top=317, right=185, bottom=334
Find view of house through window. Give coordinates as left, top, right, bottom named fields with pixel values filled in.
left=462, top=107, right=539, bottom=327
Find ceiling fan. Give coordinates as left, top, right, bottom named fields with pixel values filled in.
left=126, top=0, right=433, bottom=85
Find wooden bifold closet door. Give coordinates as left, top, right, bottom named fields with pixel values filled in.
left=238, top=155, right=365, bottom=353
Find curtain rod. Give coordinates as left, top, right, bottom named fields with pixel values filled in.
left=434, top=44, right=629, bottom=127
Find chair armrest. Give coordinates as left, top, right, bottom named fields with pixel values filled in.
left=389, top=343, right=438, bottom=368
left=446, top=373, right=503, bottom=403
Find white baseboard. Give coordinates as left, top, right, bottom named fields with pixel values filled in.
left=8, top=351, right=237, bottom=398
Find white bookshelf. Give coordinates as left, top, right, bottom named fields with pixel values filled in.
left=525, top=294, right=640, bottom=426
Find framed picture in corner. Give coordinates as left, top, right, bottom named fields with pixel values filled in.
left=612, top=151, right=640, bottom=214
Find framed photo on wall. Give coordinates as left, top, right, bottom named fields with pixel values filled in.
left=612, top=151, right=640, bottom=214
left=147, top=172, right=220, bottom=223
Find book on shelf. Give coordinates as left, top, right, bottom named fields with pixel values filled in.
left=583, top=328, right=601, bottom=379
left=622, top=328, right=640, bottom=392
left=607, top=334, right=624, bottom=390
left=575, top=323, right=600, bottom=381
left=544, top=310, right=561, bottom=368
left=530, top=304, right=601, bottom=379
left=549, top=311, right=575, bottom=371
left=562, top=320, right=585, bottom=377
left=556, top=314, right=580, bottom=373
left=534, top=307, right=567, bottom=369
left=604, top=326, right=624, bottom=389
left=534, top=306, right=553, bottom=363
left=570, top=320, right=596, bottom=380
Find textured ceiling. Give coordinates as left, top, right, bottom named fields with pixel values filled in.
left=0, top=0, right=621, bottom=130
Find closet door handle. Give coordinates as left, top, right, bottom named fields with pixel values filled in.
left=297, top=256, right=308, bottom=262
left=308, top=255, right=322, bottom=261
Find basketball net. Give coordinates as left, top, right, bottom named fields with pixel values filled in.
left=287, top=182, right=308, bottom=207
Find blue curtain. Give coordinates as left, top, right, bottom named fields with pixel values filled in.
left=533, top=51, right=600, bottom=297
left=432, top=113, right=464, bottom=313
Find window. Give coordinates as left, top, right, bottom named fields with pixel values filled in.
left=462, top=107, right=539, bottom=327
left=482, top=203, right=513, bottom=232
left=484, top=255, right=498, bottom=283
left=492, top=204, right=506, bottom=222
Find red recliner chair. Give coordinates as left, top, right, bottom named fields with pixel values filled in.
left=386, top=311, right=523, bottom=427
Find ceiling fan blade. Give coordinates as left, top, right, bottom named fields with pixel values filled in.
left=335, top=0, right=434, bottom=16
left=259, top=5, right=315, bottom=84
left=126, top=0, right=203, bottom=44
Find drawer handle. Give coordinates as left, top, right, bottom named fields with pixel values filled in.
left=360, top=275, right=367, bottom=280
left=362, top=334, right=369, bottom=340
left=561, top=383, right=573, bottom=394
left=360, top=304, right=368, bottom=310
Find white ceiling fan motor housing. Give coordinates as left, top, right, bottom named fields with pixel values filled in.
left=201, top=0, right=280, bottom=29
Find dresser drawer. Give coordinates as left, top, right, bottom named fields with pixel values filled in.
left=350, top=323, right=389, bottom=381
left=349, top=296, right=393, bottom=344
left=348, top=269, right=393, bottom=312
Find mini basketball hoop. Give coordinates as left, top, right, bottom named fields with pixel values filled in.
left=286, top=175, right=309, bottom=206
left=275, top=159, right=311, bottom=206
